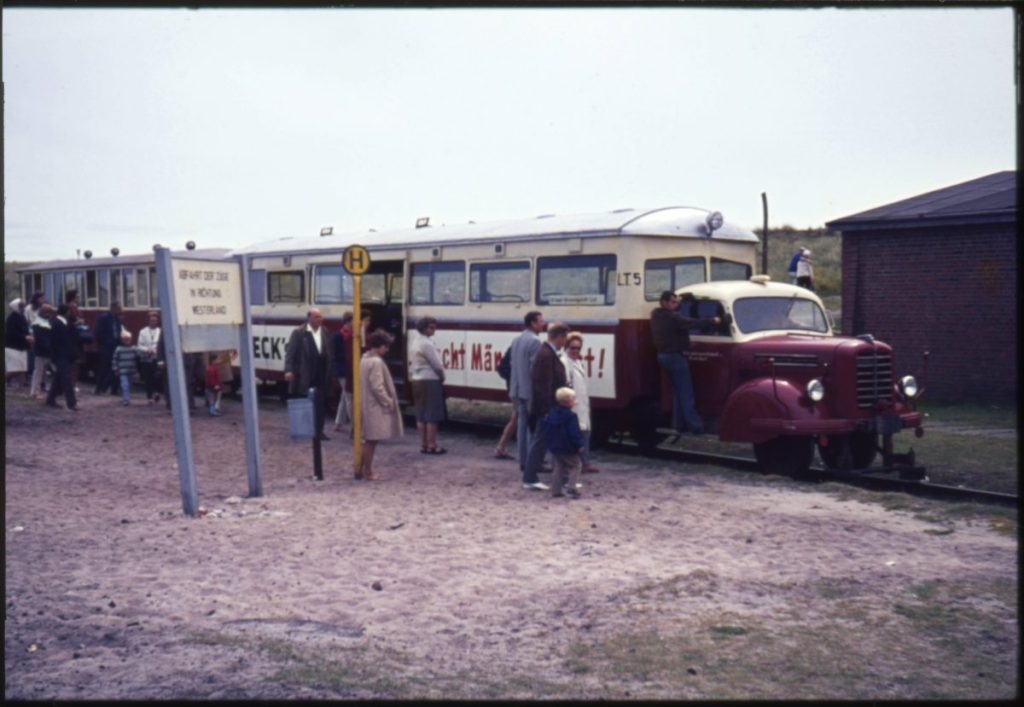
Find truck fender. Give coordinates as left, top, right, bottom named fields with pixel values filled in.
left=718, top=377, right=829, bottom=445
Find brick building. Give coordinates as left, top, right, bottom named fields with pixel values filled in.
left=826, top=171, right=1017, bottom=403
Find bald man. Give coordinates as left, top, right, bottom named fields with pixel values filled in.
left=285, top=308, right=335, bottom=441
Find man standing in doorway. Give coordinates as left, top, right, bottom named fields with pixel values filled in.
left=524, top=321, right=570, bottom=491
left=285, top=308, right=334, bottom=442
left=650, top=291, right=720, bottom=435
left=508, top=310, right=545, bottom=487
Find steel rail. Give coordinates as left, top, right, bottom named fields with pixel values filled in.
left=439, top=415, right=1019, bottom=508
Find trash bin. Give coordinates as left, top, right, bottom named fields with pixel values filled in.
left=287, top=392, right=315, bottom=440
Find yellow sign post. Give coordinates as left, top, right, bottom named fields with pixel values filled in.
left=343, top=246, right=371, bottom=476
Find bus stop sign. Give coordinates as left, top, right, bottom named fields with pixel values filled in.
left=343, top=245, right=371, bottom=275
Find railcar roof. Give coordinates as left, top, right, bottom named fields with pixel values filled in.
left=680, top=279, right=825, bottom=304
left=230, top=206, right=759, bottom=258
left=16, top=248, right=232, bottom=273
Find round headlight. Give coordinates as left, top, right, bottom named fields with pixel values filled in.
left=900, top=375, right=919, bottom=398
left=806, top=378, right=825, bottom=402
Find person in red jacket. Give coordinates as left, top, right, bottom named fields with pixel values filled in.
left=205, top=356, right=223, bottom=417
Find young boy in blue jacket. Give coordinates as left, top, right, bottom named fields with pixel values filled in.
left=543, top=387, right=585, bottom=499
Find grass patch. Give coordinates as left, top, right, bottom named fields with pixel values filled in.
left=907, top=432, right=1017, bottom=495
left=566, top=584, right=1017, bottom=700
left=917, top=401, right=1017, bottom=430
left=820, top=483, right=1017, bottom=531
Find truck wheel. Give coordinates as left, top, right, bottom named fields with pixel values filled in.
left=818, top=432, right=878, bottom=470
left=753, top=436, right=815, bottom=478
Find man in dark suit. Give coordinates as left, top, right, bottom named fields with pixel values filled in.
left=523, top=321, right=570, bottom=490
left=45, top=304, right=79, bottom=411
left=284, top=308, right=334, bottom=441
left=94, top=301, right=123, bottom=395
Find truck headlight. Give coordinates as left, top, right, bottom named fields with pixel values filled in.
left=899, top=375, right=919, bottom=398
left=806, top=378, right=825, bottom=402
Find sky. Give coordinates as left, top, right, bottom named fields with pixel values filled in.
left=2, top=6, right=1016, bottom=262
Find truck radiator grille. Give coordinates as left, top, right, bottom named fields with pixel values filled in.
left=856, top=351, right=893, bottom=408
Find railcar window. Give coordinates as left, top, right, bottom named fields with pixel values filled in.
left=537, top=255, right=616, bottom=306
left=410, top=261, right=466, bottom=305
left=22, top=274, right=32, bottom=302
left=733, top=297, right=829, bottom=334
left=644, top=257, right=705, bottom=300
left=313, top=264, right=388, bottom=304
left=136, top=268, right=149, bottom=307
left=123, top=268, right=136, bottom=308
left=86, top=271, right=98, bottom=307
left=43, top=272, right=59, bottom=305
left=110, top=269, right=122, bottom=305
left=387, top=273, right=404, bottom=304
left=710, top=258, right=752, bottom=281
left=248, top=269, right=266, bottom=306
left=98, top=269, right=110, bottom=307
left=268, top=271, right=305, bottom=303
left=470, top=261, right=530, bottom=303
left=149, top=267, right=159, bottom=307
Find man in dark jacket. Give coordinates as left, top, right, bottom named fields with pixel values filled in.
left=522, top=321, right=569, bottom=490
left=285, top=308, right=334, bottom=441
left=650, top=290, right=721, bottom=434
left=94, top=301, right=123, bottom=395
left=45, top=304, right=79, bottom=411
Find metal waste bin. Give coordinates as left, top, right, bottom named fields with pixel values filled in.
left=287, top=390, right=315, bottom=440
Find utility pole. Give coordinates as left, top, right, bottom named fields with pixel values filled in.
left=761, top=192, right=769, bottom=276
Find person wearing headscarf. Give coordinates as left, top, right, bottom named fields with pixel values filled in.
left=5, top=298, right=34, bottom=389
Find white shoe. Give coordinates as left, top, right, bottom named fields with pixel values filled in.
left=523, top=481, right=549, bottom=491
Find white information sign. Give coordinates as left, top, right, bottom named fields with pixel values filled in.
left=172, top=258, right=244, bottom=326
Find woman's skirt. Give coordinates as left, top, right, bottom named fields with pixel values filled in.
left=411, top=379, right=446, bottom=423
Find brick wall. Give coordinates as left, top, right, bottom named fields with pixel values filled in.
left=841, top=223, right=1017, bottom=403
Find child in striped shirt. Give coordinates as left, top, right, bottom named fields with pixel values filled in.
left=112, top=330, right=140, bottom=406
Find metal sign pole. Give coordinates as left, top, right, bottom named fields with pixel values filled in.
left=154, top=247, right=199, bottom=517
left=236, top=253, right=263, bottom=497
left=352, top=274, right=363, bottom=476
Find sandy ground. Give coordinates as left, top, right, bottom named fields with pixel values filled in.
left=4, top=388, right=1018, bottom=700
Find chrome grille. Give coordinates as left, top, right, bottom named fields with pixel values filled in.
left=856, top=351, right=893, bottom=409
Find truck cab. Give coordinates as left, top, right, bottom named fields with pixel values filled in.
left=675, top=276, right=924, bottom=476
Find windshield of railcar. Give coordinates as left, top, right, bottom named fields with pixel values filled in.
left=733, top=296, right=830, bottom=334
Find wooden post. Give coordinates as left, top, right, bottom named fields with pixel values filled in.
left=352, top=274, right=363, bottom=476
left=761, top=192, right=769, bottom=276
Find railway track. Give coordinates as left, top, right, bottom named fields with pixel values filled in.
left=439, top=415, right=1019, bottom=508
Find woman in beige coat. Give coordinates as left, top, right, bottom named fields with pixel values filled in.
left=358, top=330, right=403, bottom=480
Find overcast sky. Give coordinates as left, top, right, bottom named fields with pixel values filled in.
left=2, top=6, right=1016, bottom=262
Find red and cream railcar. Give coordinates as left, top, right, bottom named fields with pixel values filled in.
left=16, top=248, right=230, bottom=379
left=231, top=206, right=759, bottom=440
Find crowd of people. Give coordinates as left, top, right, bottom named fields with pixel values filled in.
left=7, top=295, right=648, bottom=500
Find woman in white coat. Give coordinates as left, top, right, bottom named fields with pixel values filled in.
left=562, top=331, right=599, bottom=473
left=358, top=329, right=404, bottom=480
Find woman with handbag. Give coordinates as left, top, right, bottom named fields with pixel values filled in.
left=409, top=316, right=447, bottom=455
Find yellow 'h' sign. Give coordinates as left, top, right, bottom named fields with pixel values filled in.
left=343, top=245, right=371, bottom=275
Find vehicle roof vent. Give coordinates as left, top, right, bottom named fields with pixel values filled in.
left=536, top=213, right=556, bottom=219
left=611, top=208, right=634, bottom=213
left=750, top=275, right=771, bottom=284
